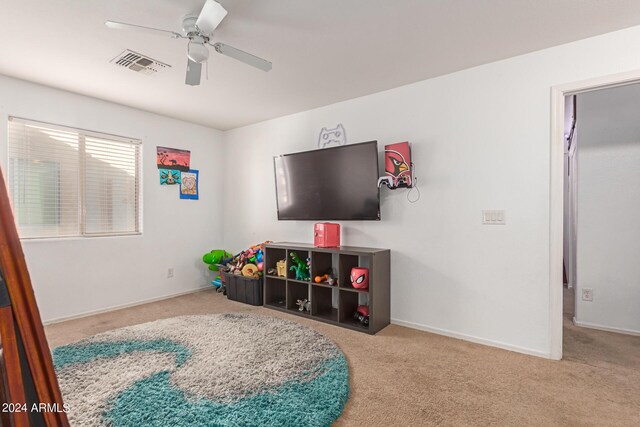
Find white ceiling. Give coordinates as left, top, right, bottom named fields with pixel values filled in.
left=1, top=1, right=640, bottom=130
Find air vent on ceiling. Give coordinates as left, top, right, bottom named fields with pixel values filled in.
left=110, top=50, right=171, bottom=75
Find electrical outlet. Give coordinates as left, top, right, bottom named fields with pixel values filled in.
left=582, top=288, right=593, bottom=302
left=167, top=268, right=174, bottom=279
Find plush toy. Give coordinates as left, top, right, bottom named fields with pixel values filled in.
left=202, top=249, right=233, bottom=271
left=296, top=299, right=311, bottom=312
left=289, top=252, right=310, bottom=281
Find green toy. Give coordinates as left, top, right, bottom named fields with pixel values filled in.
left=289, top=251, right=310, bottom=281
left=202, top=249, right=233, bottom=271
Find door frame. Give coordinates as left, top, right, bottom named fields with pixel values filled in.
left=549, top=69, right=640, bottom=360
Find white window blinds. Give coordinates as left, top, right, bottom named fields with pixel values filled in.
left=7, top=117, right=142, bottom=239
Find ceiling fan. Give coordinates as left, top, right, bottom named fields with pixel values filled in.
left=105, top=0, right=272, bottom=86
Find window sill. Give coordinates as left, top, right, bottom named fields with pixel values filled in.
left=20, top=233, right=143, bottom=243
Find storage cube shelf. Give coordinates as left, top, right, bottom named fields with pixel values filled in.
left=263, top=242, right=390, bottom=334
left=264, top=276, right=286, bottom=309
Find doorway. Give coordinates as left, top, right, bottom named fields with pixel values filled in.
left=550, top=71, right=640, bottom=360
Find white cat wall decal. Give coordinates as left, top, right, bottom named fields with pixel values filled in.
left=318, top=124, right=347, bottom=148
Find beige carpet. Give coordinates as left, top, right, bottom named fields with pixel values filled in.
left=46, top=288, right=640, bottom=426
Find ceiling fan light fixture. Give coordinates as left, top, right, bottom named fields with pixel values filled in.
left=187, top=40, right=209, bottom=63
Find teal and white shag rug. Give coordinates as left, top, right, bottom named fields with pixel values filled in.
left=53, top=313, right=349, bottom=427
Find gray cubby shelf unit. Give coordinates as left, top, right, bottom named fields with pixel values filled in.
left=263, top=242, right=390, bottom=334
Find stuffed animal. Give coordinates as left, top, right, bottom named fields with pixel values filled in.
left=296, top=299, right=311, bottom=312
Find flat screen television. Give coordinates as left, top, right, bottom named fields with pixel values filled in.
left=273, top=141, right=380, bottom=220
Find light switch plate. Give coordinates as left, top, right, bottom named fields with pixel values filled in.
left=582, top=288, right=593, bottom=302
left=482, top=210, right=506, bottom=225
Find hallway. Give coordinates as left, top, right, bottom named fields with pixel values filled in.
left=564, top=286, right=640, bottom=369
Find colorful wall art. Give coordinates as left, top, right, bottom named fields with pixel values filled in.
left=157, top=147, right=191, bottom=172
left=180, top=169, right=199, bottom=200
left=159, top=169, right=181, bottom=185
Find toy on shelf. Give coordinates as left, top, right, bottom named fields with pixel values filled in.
left=353, top=305, right=369, bottom=326
left=314, top=269, right=336, bottom=285
left=314, top=223, right=340, bottom=248
left=296, top=299, right=311, bottom=312
left=276, top=260, right=287, bottom=277
left=350, top=267, right=369, bottom=289
left=289, top=251, right=310, bottom=281
left=315, top=274, right=329, bottom=283
left=267, top=267, right=278, bottom=276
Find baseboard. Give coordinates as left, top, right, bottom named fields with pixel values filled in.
left=572, top=317, right=640, bottom=337
left=43, top=286, right=213, bottom=325
left=390, top=318, right=552, bottom=359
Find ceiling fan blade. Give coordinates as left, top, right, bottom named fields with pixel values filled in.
left=185, top=59, right=202, bottom=86
left=211, top=42, right=272, bottom=72
left=196, top=0, right=228, bottom=35
left=105, top=20, right=184, bottom=38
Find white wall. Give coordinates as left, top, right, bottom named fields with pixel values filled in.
left=0, top=75, right=225, bottom=322
left=223, top=25, right=640, bottom=357
left=575, top=84, right=640, bottom=334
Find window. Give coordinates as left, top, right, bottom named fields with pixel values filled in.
left=7, top=117, right=141, bottom=239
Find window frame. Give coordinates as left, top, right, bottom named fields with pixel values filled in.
left=7, top=116, right=143, bottom=240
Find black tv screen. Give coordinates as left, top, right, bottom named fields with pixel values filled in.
left=274, top=141, right=380, bottom=220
